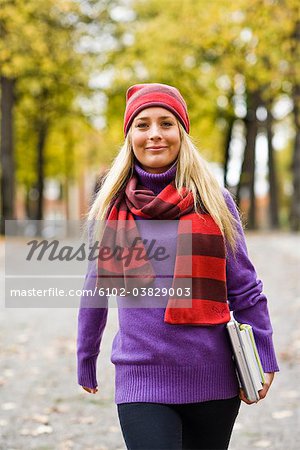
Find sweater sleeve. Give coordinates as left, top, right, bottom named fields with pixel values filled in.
left=223, top=188, right=279, bottom=373
left=77, top=227, right=109, bottom=389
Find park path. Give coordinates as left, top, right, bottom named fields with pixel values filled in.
left=0, top=232, right=299, bottom=450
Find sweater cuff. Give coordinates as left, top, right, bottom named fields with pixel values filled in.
left=256, top=334, right=280, bottom=373
left=77, top=357, right=98, bottom=389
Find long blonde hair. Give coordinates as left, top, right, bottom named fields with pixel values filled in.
left=88, top=124, right=240, bottom=254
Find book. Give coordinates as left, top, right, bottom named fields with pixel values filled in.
left=240, top=324, right=265, bottom=383
left=227, top=320, right=265, bottom=402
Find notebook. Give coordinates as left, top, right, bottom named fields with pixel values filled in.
left=227, top=320, right=265, bottom=402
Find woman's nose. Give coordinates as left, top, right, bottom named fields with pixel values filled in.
left=148, top=123, right=162, bottom=139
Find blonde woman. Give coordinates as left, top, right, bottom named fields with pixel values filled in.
left=77, top=83, right=279, bottom=450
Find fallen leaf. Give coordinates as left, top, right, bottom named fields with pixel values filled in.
left=272, top=410, right=294, bottom=419
left=20, top=425, right=53, bottom=437
left=35, top=387, right=47, bottom=396
left=3, top=369, right=14, bottom=378
left=17, top=334, right=29, bottom=344
left=73, top=416, right=95, bottom=424
left=20, top=428, right=31, bottom=436
left=45, top=404, right=70, bottom=414
left=280, top=390, right=299, bottom=399
left=32, top=425, right=53, bottom=436
left=254, top=440, right=272, bottom=448
left=233, top=422, right=243, bottom=430
left=1, top=402, right=16, bottom=411
left=32, top=414, right=49, bottom=424
left=59, top=439, right=74, bottom=449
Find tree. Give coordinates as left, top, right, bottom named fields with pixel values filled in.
left=265, top=104, right=280, bottom=228
left=103, top=0, right=298, bottom=229
left=0, top=0, right=91, bottom=225
left=290, top=18, right=300, bottom=230
left=0, top=76, right=15, bottom=232
left=237, top=90, right=260, bottom=229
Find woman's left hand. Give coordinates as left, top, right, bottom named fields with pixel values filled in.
left=239, top=372, right=275, bottom=405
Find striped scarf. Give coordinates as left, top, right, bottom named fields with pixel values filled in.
left=97, top=174, right=230, bottom=326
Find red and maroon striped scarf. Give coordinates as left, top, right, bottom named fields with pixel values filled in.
left=97, top=174, right=230, bottom=326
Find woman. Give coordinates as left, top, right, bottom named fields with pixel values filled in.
left=77, top=83, right=279, bottom=450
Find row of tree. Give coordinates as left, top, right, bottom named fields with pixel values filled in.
left=0, top=0, right=121, bottom=232
left=103, top=0, right=300, bottom=230
left=0, top=0, right=299, bottom=232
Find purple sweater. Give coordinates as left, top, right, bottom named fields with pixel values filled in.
left=77, top=163, right=279, bottom=404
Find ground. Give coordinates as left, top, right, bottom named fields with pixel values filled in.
left=0, top=232, right=299, bottom=450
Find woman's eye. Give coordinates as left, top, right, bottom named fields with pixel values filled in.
left=136, top=122, right=148, bottom=128
left=162, top=122, right=173, bottom=127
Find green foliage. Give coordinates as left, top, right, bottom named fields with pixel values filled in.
left=1, top=0, right=299, bottom=217
left=0, top=0, right=98, bottom=188
left=101, top=0, right=299, bottom=214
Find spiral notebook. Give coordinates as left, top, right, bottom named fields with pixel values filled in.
left=227, top=320, right=265, bottom=402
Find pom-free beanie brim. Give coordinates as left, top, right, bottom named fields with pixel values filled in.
left=124, top=83, right=190, bottom=135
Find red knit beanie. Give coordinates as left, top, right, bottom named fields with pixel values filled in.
left=124, top=83, right=190, bottom=136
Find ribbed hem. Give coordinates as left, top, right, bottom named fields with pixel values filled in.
left=256, top=334, right=280, bottom=372
left=77, top=357, right=98, bottom=389
left=115, top=363, right=239, bottom=404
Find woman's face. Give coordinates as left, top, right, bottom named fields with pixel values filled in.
left=130, top=107, right=181, bottom=174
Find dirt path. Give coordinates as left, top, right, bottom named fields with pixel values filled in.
left=0, top=232, right=299, bottom=449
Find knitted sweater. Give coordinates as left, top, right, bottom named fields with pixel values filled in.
left=77, top=163, right=279, bottom=404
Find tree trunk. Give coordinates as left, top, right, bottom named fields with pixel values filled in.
left=64, top=130, right=74, bottom=221
left=266, top=106, right=280, bottom=228
left=35, top=121, right=48, bottom=221
left=223, top=115, right=235, bottom=189
left=237, top=91, right=260, bottom=229
left=290, top=82, right=300, bottom=231
left=0, top=76, right=15, bottom=234
left=290, top=20, right=300, bottom=231
left=25, top=186, right=33, bottom=219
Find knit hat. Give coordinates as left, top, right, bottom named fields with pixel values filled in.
left=124, top=83, right=190, bottom=136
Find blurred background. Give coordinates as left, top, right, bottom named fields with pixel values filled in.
left=1, top=1, right=300, bottom=449
left=1, top=0, right=300, bottom=232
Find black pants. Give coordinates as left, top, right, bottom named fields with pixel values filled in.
left=117, top=396, right=241, bottom=450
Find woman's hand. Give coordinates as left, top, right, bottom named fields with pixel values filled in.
left=82, top=386, right=98, bottom=394
left=239, top=372, right=275, bottom=405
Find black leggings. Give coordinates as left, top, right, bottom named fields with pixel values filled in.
left=117, top=396, right=241, bottom=450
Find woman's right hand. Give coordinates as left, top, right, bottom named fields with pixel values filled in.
left=82, top=386, right=98, bottom=394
